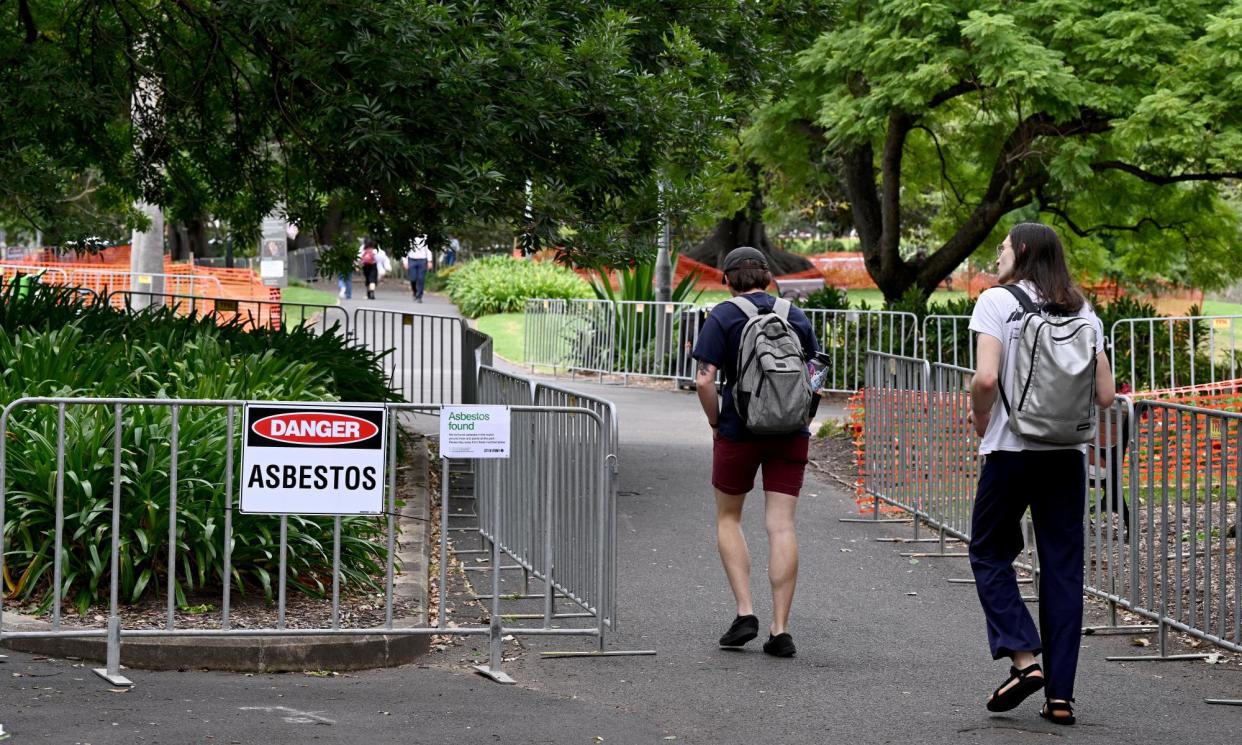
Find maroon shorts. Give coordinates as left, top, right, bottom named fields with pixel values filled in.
left=711, top=434, right=810, bottom=497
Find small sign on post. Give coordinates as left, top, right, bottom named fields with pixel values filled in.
left=240, top=403, right=387, bottom=515
left=440, top=406, right=511, bottom=459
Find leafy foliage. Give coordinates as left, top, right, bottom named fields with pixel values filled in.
left=447, top=256, right=592, bottom=318
left=0, top=284, right=391, bottom=613
left=796, top=286, right=850, bottom=311
left=589, top=250, right=702, bottom=305
left=758, top=0, right=1242, bottom=300
left=1, top=1, right=784, bottom=262
left=0, top=283, right=395, bottom=404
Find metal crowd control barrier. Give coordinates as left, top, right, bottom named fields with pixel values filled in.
left=611, top=300, right=694, bottom=381
left=108, top=290, right=349, bottom=335
left=66, top=270, right=224, bottom=298
left=523, top=298, right=566, bottom=373
left=525, top=300, right=918, bottom=392
left=864, top=349, right=1241, bottom=656
left=523, top=299, right=615, bottom=378
left=862, top=353, right=930, bottom=522
left=805, top=310, right=919, bottom=393
left=1093, top=399, right=1240, bottom=657
left=1111, top=315, right=1242, bottom=394
left=353, top=308, right=467, bottom=404
left=475, top=368, right=621, bottom=635
left=922, top=314, right=974, bottom=369
left=0, top=264, right=69, bottom=285
left=927, top=363, right=981, bottom=543
left=0, top=396, right=620, bottom=686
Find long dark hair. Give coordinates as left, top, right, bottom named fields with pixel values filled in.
left=1006, top=222, right=1084, bottom=313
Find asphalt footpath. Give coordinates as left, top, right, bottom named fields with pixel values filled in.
left=2, top=288, right=1240, bottom=744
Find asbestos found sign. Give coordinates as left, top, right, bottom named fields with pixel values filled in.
left=440, top=406, right=511, bottom=459
left=240, top=403, right=387, bottom=515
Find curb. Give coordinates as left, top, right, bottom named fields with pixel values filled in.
left=1, top=434, right=435, bottom=673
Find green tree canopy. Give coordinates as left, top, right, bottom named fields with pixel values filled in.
left=755, top=0, right=1242, bottom=300
left=2, top=1, right=773, bottom=264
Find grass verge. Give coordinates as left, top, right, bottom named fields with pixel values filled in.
left=475, top=313, right=526, bottom=363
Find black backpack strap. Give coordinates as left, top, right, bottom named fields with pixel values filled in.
left=1000, top=284, right=1040, bottom=314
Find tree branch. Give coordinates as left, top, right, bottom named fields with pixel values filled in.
left=912, top=124, right=965, bottom=206
left=879, top=111, right=913, bottom=271
left=926, top=80, right=979, bottom=109
left=18, top=0, right=37, bottom=43
left=1038, top=192, right=1186, bottom=237
left=1090, top=160, right=1242, bottom=184
left=788, top=118, right=827, bottom=147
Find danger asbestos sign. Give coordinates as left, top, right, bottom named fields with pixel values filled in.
left=240, top=403, right=387, bottom=515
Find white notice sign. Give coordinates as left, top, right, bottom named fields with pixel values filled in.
left=440, top=406, right=511, bottom=459
left=240, top=402, right=387, bottom=515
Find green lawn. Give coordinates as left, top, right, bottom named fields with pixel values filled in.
left=279, top=284, right=341, bottom=330
left=282, top=284, right=339, bottom=306
left=1200, top=299, right=1242, bottom=317
left=475, top=313, right=527, bottom=363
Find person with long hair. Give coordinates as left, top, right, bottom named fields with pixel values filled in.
left=967, top=222, right=1115, bottom=725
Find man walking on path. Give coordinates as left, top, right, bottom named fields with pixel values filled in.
left=968, top=222, right=1114, bottom=726
left=405, top=235, right=432, bottom=303
left=691, top=246, right=819, bottom=657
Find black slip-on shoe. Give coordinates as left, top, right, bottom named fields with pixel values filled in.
left=762, top=632, right=796, bottom=657
left=718, top=614, right=759, bottom=647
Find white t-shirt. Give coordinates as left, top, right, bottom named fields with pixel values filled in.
left=968, top=280, right=1105, bottom=455
left=406, top=237, right=431, bottom=263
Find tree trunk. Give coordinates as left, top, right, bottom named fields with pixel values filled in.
left=315, top=197, right=345, bottom=248
left=686, top=168, right=812, bottom=275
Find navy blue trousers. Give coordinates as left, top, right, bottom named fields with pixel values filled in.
left=969, top=449, right=1085, bottom=700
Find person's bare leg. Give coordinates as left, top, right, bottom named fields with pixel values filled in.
left=764, top=490, right=798, bottom=635
left=715, top=489, right=753, bottom=616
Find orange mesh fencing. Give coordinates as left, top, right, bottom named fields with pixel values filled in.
left=3, top=245, right=278, bottom=325
left=1130, top=383, right=1242, bottom=494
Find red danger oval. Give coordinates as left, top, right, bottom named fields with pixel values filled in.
left=252, top=412, right=378, bottom=446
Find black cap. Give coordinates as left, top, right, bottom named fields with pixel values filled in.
left=722, top=246, right=768, bottom=272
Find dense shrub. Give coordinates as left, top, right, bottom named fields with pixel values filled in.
left=447, top=256, right=591, bottom=317
left=796, top=286, right=850, bottom=311
left=423, top=262, right=462, bottom=293
left=0, top=283, right=396, bottom=403
left=0, top=284, right=391, bottom=613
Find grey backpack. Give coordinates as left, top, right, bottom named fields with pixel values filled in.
left=729, top=297, right=813, bottom=434
left=1000, top=285, right=1098, bottom=445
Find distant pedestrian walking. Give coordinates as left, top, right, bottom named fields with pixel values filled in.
left=967, top=222, right=1115, bottom=726
left=406, top=235, right=431, bottom=303
left=359, top=239, right=381, bottom=300
left=691, top=246, right=820, bottom=658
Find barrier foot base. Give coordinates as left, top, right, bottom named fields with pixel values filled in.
left=472, top=665, right=516, bottom=684
left=92, top=668, right=133, bottom=687
left=874, top=537, right=939, bottom=544
left=948, top=578, right=1032, bottom=585
left=1083, top=625, right=1160, bottom=636
left=1105, top=653, right=1212, bottom=662
left=898, top=552, right=968, bottom=558
left=540, top=650, right=658, bottom=659
left=1205, top=699, right=1242, bottom=706
left=838, top=518, right=908, bottom=524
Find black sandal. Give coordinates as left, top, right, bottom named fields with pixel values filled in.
left=1040, top=699, right=1076, bottom=725
left=986, top=663, right=1045, bottom=712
